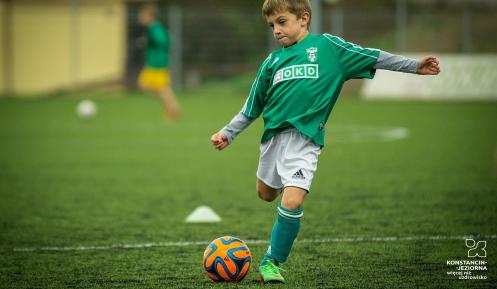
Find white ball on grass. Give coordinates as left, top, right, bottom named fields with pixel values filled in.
left=76, top=100, right=97, bottom=119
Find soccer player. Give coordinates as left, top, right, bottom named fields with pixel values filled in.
left=137, top=4, right=181, bottom=120
left=211, top=0, right=440, bottom=283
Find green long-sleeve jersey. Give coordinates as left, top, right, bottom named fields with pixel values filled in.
left=242, top=33, right=380, bottom=146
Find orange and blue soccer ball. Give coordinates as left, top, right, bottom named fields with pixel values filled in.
left=203, top=236, right=252, bottom=282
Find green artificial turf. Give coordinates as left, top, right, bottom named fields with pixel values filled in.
left=0, top=82, right=496, bottom=288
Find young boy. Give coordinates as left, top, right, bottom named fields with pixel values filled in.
left=211, top=0, right=440, bottom=283
left=138, top=4, right=181, bottom=120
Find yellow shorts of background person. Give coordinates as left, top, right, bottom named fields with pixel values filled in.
left=138, top=67, right=171, bottom=91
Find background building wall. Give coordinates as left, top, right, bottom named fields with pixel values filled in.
left=0, top=1, right=5, bottom=93
left=11, top=1, right=72, bottom=94
left=79, top=0, right=126, bottom=85
left=2, top=0, right=126, bottom=95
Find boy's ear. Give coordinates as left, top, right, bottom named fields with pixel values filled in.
left=300, top=11, right=310, bottom=27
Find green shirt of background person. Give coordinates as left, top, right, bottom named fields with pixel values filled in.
left=146, top=20, right=169, bottom=68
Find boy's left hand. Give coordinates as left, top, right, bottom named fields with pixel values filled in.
left=417, top=56, right=441, bottom=75
left=211, top=132, right=229, bottom=151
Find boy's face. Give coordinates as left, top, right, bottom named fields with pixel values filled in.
left=138, top=10, right=153, bottom=27
left=266, top=11, right=310, bottom=47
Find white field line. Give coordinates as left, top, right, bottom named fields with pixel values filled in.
left=13, top=234, right=497, bottom=253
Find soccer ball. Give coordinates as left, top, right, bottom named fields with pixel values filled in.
left=76, top=100, right=97, bottom=119
left=203, top=236, right=252, bottom=282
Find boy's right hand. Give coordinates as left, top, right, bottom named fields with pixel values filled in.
left=417, top=56, right=441, bottom=75
left=211, top=133, right=229, bottom=151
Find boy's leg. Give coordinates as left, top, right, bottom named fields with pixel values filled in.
left=259, top=186, right=306, bottom=283
left=256, top=179, right=281, bottom=202
left=262, top=187, right=306, bottom=265
left=159, top=86, right=181, bottom=120
left=281, top=186, right=306, bottom=210
left=137, top=68, right=180, bottom=120
left=260, top=130, right=320, bottom=282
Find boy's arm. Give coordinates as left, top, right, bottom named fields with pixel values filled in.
left=211, top=54, right=272, bottom=151
left=211, top=112, right=255, bottom=151
left=374, top=51, right=440, bottom=75
left=220, top=112, right=256, bottom=144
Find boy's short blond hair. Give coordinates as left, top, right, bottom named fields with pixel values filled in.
left=262, top=0, right=312, bottom=28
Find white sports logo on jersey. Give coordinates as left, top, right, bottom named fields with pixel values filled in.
left=306, top=47, right=318, bottom=62
left=273, top=64, right=319, bottom=85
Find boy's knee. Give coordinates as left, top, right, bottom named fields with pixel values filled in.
left=281, top=198, right=303, bottom=211
left=281, top=187, right=307, bottom=210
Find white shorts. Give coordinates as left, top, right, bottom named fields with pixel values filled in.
left=256, top=129, right=321, bottom=192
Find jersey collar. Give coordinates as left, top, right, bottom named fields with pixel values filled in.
left=282, top=33, right=312, bottom=51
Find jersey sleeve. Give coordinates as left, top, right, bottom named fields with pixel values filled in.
left=323, top=34, right=380, bottom=80
left=242, top=55, right=272, bottom=118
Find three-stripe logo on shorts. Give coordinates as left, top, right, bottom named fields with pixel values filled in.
left=292, top=169, right=305, bottom=180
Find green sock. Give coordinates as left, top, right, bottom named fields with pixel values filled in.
left=262, top=203, right=303, bottom=265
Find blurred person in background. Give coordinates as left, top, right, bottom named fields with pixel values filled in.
left=137, top=3, right=181, bottom=120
